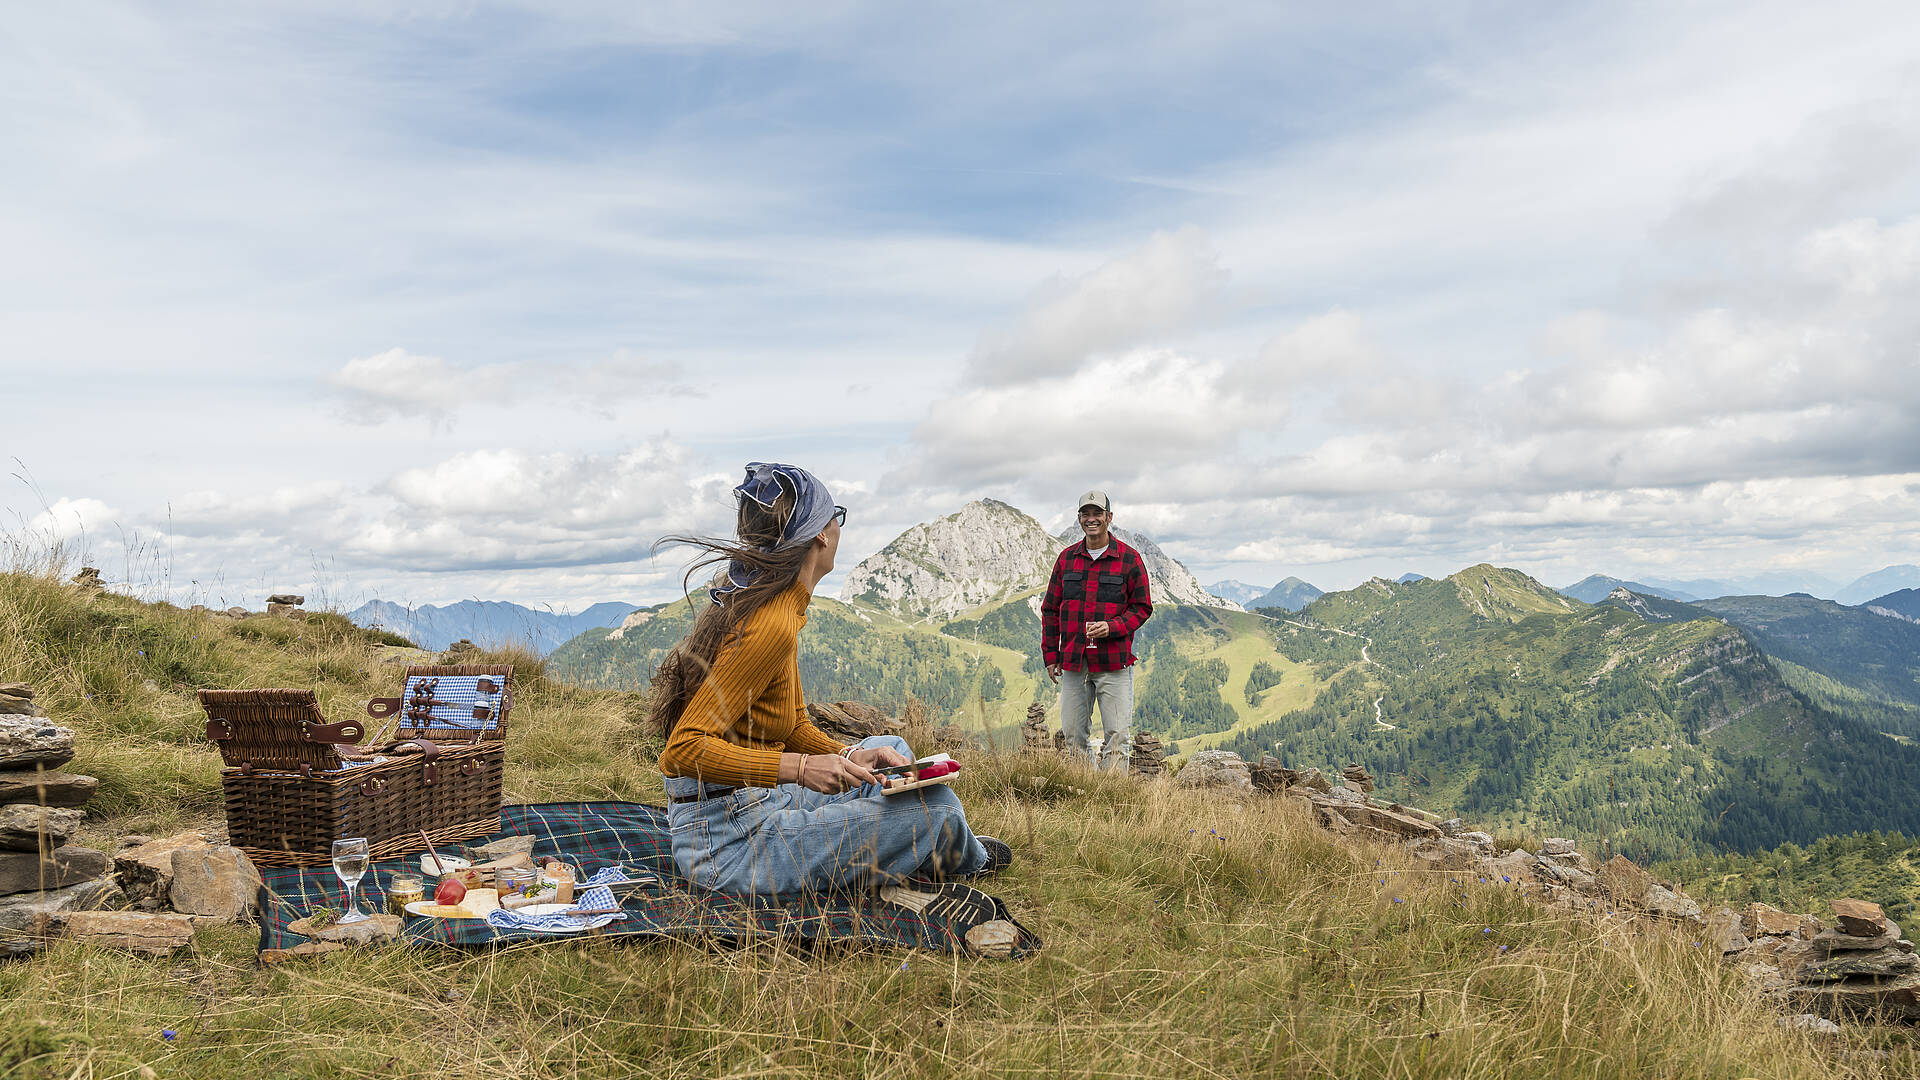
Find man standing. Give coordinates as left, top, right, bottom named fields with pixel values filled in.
left=1042, top=490, right=1153, bottom=771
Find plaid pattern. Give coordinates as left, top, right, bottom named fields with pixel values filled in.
left=1041, top=538, right=1153, bottom=672
left=257, top=802, right=1040, bottom=958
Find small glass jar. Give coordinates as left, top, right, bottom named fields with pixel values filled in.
left=386, top=874, right=424, bottom=915
left=494, top=867, right=537, bottom=897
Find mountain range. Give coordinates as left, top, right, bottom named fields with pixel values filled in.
left=346, top=598, right=639, bottom=653
left=1559, top=575, right=1698, bottom=604
left=1248, top=576, right=1325, bottom=612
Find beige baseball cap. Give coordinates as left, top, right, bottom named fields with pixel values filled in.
left=1076, top=490, right=1111, bottom=512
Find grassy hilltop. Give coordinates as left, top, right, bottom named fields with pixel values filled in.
left=7, top=569, right=1920, bottom=1077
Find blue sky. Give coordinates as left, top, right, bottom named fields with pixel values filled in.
left=6, top=1, right=1920, bottom=610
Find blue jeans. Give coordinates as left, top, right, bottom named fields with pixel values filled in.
left=662, top=735, right=990, bottom=894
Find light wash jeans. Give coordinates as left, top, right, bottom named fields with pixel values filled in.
left=663, top=735, right=990, bottom=895
left=1060, top=666, right=1135, bottom=772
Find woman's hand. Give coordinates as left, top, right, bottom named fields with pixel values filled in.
left=793, top=752, right=881, bottom=795
left=848, top=745, right=911, bottom=770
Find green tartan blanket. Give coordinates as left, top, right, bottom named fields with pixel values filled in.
left=256, top=801, right=1039, bottom=958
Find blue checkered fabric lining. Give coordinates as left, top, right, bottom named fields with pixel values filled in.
left=402, top=674, right=506, bottom=734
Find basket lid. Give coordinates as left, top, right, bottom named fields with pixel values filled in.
left=392, top=665, right=513, bottom=742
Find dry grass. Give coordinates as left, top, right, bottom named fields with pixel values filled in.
left=3, top=568, right=1919, bottom=1078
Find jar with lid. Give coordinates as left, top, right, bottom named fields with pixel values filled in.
left=387, top=874, right=425, bottom=915
left=494, top=866, right=537, bottom=898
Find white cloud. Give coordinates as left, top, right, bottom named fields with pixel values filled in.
left=328, top=349, right=696, bottom=424
left=965, top=227, right=1229, bottom=385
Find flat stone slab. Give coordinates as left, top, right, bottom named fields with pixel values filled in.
left=1798, top=946, right=1920, bottom=982
left=114, top=832, right=210, bottom=905
left=287, top=912, right=402, bottom=945
left=1831, top=898, right=1887, bottom=938
left=0, top=878, right=127, bottom=934
left=1789, top=969, right=1920, bottom=1021
left=0, top=847, right=110, bottom=896
left=0, top=805, right=85, bottom=851
left=0, top=771, right=97, bottom=808
left=1744, top=902, right=1802, bottom=937
left=266, top=594, right=306, bottom=605
left=0, top=717, right=74, bottom=770
left=63, top=911, right=193, bottom=956
left=1596, top=854, right=1653, bottom=905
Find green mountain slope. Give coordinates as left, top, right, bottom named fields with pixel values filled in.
left=1598, top=588, right=1712, bottom=624
left=1690, top=594, right=1920, bottom=716
left=1217, top=566, right=1920, bottom=863
left=1661, top=829, right=1920, bottom=924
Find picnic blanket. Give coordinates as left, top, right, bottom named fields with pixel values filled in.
left=257, top=801, right=1040, bottom=958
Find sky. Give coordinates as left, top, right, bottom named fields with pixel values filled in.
left=5, top=0, right=1920, bottom=612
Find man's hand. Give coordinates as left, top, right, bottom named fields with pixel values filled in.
left=1047, top=662, right=1062, bottom=684
left=796, top=754, right=881, bottom=795
left=848, top=745, right=910, bottom=771
left=1086, top=620, right=1111, bottom=640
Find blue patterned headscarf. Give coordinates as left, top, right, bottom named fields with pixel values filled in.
left=710, top=462, right=837, bottom=604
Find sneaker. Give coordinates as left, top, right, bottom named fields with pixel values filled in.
left=973, top=835, right=1013, bottom=877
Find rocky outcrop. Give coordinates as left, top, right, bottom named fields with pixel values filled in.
left=1173, top=750, right=1252, bottom=792
left=839, top=499, right=1060, bottom=620
left=266, top=593, right=307, bottom=620
left=0, top=686, right=117, bottom=941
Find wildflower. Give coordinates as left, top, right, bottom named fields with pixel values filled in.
left=160, top=1030, right=176, bottom=1042
left=899, top=960, right=910, bottom=971
left=137, top=650, right=146, bottom=657
left=1483, top=927, right=1493, bottom=934
left=1501, top=876, right=1511, bottom=883
left=1392, top=897, right=1404, bottom=904
left=1499, top=945, right=1508, bottom=953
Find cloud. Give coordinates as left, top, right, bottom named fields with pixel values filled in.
left=327, top=349, right=697, bottom=424
left=964, top=227, right=1229, bottom=385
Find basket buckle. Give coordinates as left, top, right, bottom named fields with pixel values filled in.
left=359, top=777, right=389, bottom=797
left=205, top=717, right=232, bottom=741
left=459, top=759, right=479, bottom=777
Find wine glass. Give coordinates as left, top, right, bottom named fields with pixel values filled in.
left=331, top=837, right=372, bottom=924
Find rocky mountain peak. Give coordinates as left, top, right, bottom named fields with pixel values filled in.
left=837, top=499, right=1059, bottom=621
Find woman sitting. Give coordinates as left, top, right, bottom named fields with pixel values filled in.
left=648, top=461, right=1011, bottom=894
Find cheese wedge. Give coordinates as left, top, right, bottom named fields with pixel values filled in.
left=416, top=888, right=501, bottom=920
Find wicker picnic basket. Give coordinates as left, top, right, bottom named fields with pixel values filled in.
left=198, top=665, right=513, bottom=868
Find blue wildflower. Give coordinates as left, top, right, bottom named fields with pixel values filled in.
left=1483, top=927, right=1493, bottom=934
left=160, top=1030, right=176, bottom=1042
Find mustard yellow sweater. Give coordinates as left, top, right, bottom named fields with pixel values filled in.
left=657, top=580, right=845, bottom=787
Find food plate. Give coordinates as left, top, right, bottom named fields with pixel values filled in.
left=406, top=899, right=478, bottom=919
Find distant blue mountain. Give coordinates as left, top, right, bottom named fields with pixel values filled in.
left=347, top=599, right=641, bottom=655
left=1640, top=572, right=1843, bottom=601
left=1866, top=589, right=1920, bottom=623
left=1838, top=566, right=1920, bottom=606
left=1205, top=580, right=1271, bottom=607
left=1249, top=577, right=1324, bottom=612
left=1559, top=575, right=1698, bottom=604
left=1396, top=573, right=1427, bottom=584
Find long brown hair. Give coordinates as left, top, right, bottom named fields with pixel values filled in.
left=646, top=486, right=808, bottom=739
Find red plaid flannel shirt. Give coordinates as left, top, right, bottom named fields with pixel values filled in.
left=1041, top=537, right=1153, bottom=672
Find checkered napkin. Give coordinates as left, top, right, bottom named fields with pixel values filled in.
left=484, top=883, right=626, bottom=933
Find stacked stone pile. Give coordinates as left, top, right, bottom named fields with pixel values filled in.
left=266, top=593, right=307, bottom=619
left=1341, top=763, right=1375, bottom=793
left=1129, top=732, right=1166, bottom=777
left=1021, top=704, right=1050, bottom=751
left=70, top=567, right=103, bottom=590
left=1166, top=746, right=1920, bottom=1024
left=0, top=684, right=118, bottom=955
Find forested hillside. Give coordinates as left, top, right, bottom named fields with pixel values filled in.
left=1662, top=829, right=1920, bottom=924
left=1690, top=594, right=1920, bottom=718
left=1218, top=567, right=1920, bottom=863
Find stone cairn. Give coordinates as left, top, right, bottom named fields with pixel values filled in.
left=266, top=593, right=307, bottom=620
left=69, top=567, right=103, bottom=591
left=1021, top=703, right=1050, bottom=751
left=1129, top=732, right=1167, bottom=777
left=0, top=683, right=262, bottom=959
left=1167, top=747, right=1920, bottom=1025
left=0, top=682, right=115, bottom=957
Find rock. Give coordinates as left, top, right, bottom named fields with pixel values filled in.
left=166, top=846, right=260, bottom=921
left=1293, top=767, right=1333, bottom=794
left=266, top=594, right=306, bottom=606
left=1456, top=831, right=1495, bottom=854
left=1778, top=1014, right=1842, bottom=1035
left=1489, top=850, right=1538, bottom=884
left=260, top=940, right=348, bottom=964
left=1536, top=859, right=1598, bottom=892
left=1438, top=818, right=1465, bottom=836
left=1130, top=732, right=1167, bottom=777
left=1808, top=921, right=1908, bottom=954
left=1596, top=855, right=1654, bottom=905
left=1706, top=907, right=1752, bottom=955
left=0, top=717, right=76, bottom=770
left=0, top=684, right=33, bottom=701
left=1642, top=884, right=1703, bottom=922
left=266, top=602, right=300, bottom=618
left=0, top=847, right=111, bottom=896
left=71, top=567, right=103, bottom=590
left=1789, top=969, right=1920, bottom=1021
left=1022, top=704, right=1051, bottom=751
left=0, top=686, right=40, bottom=718
left=1319, top=784, right=1366, bottom=805
left=804, top=701, right=903, bottom=742
left=0, top=771, right=97, bottom=808
left=113, top=832, right=211, bottom=905
left=0, top=878, right=127, bottom=933
left=287, top=912, right=403, bottom=945
left=0, top=805, right=86, bottom=851
left=1341, top=763, right=1374, bottom=793
left=1542, top=837, right=1577, bottom=856
left=472, top=835, right=538, bottom=861
left=62, top=911, right=193, bottom=956
left=1830, top=898, right=1887, bottom=938
left=1744, top=902, right=1803, bottom=938
left=1173, top=750, right=1252, bottom=793
left=1248, top=756, right=1291, bottom=793
left=1408, top=836, right=1485, bottom=871
left=1798, top=946, right=1920, bottom=982
left=964, top=919, right=1020, bottom=958
left=1317, top=799, right=1441, bottom=839
left=224, top=607, right=249, bottom=618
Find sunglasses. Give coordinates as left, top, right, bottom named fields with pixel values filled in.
left=830, top=505, right=848, bottom=527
